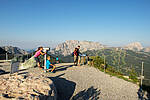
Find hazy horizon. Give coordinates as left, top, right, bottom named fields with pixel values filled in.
left=0, top=0, right=150, bottom=49
left=0, top=40, right=149, bottom=50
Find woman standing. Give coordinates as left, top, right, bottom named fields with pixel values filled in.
left=34, top=47, right=45, bottom=68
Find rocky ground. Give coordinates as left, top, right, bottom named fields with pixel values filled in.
left=0, top=62, right=57, bottom=100
left=0, top=62, right=145, bottom=100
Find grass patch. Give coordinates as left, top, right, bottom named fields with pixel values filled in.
left=90, top=56, right=139, bottom=84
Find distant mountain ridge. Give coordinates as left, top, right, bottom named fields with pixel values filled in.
left=1, top=41, right=149, bottom=55
left=50, top=40, right=150, bottom=56
left=123, top=42, right=143, bottom=51
left=123, top=42, right=150, bottom=52
left=1, top=46, right=28, bottom=55
left=143, top=47, right=150, bottom=53
left=50, top=40, right=104, bottom=56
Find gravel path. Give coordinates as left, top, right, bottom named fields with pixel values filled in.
left=1, top=63, right=140, bottom=100
left=44, top=63, right=139, bottom=100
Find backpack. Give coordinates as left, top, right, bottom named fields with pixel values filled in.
left=71, top=52, right=74, bottom=56
left=72, top=49, right=77, bottom=56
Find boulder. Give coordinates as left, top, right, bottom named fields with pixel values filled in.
left=0, top=73, right=57, bottom=100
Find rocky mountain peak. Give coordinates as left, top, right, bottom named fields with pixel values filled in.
left=124, top=42, right=143, bottom=51
left=51, top=40, right=104, bottom=56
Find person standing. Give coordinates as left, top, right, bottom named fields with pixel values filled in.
left=73, top=48, right=78, bottom=66
left=76, top=46, right=81, bottom=66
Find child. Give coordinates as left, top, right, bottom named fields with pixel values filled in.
left=34, top=47, right=45, bottom=68
left=46, top=56, right=56, bottom=73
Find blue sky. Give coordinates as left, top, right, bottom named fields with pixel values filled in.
left=0, top=0, right=150, bottom=49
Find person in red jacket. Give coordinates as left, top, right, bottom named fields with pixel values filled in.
left=74, top=46, right=81, bottom=66
left=74, top=48, right=78, bottom=66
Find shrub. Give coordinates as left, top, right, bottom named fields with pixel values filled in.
left=93, top=56, right=104, bottom=69
left=129, top=68, right=138, bottom=82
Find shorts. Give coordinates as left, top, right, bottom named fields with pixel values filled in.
left=46, top=65, right=53, bottom=69
left=74, top=55, right=78, bottom=62
left=34, top=57, right=39, bottom=63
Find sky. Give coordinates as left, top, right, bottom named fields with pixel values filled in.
left=0, top=0, right=150, bottom=49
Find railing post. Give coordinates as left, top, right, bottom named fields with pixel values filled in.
left=104, top=55, right=105, bottom=73
left=141, top=62, right=144, bottom=87
left=6, top=52, right=8, bottom=60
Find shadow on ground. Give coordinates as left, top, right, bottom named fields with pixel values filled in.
left=0, top=69, right=9, bottom=75
left=48, top=73, right=76, bottom=100
left=55, top=65, right=73, bottom=72
left=72, top=86, right=101, bottom=100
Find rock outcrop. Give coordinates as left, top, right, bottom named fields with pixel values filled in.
left=124, top=42, right=143, bottom=51
left=51, top=40, right=104, bottom=56
left=0, top=73, right=57, bottom=100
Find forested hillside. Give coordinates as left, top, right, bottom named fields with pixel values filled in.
left=83, top=48, right=150, bottom=85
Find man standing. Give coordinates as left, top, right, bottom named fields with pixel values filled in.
left=74, top=46, right=81, bottom=66
left=73, top=48, right=78, bottom=66
left=77, top=46, right=82, bottom=66
left=77, top=46, right=81, bottom=66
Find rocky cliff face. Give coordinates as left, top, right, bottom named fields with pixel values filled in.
left=51, top=40, right=104, bottom=56
left=123, top=42, right=143, bottom=51
left=2, top=46, right=28, bottom=55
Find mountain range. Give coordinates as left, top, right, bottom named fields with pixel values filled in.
left=0, top=40, right=149, bottom=60
left=50, top=40, right=104, bottom=56
left=50, top=40, right=150, bottom=56
left=1, top=40, right=149, bottom=56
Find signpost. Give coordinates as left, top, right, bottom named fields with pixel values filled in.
left=10, top=61, right=20, bottom=74
left=5, top=48, right=8, bottom=61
